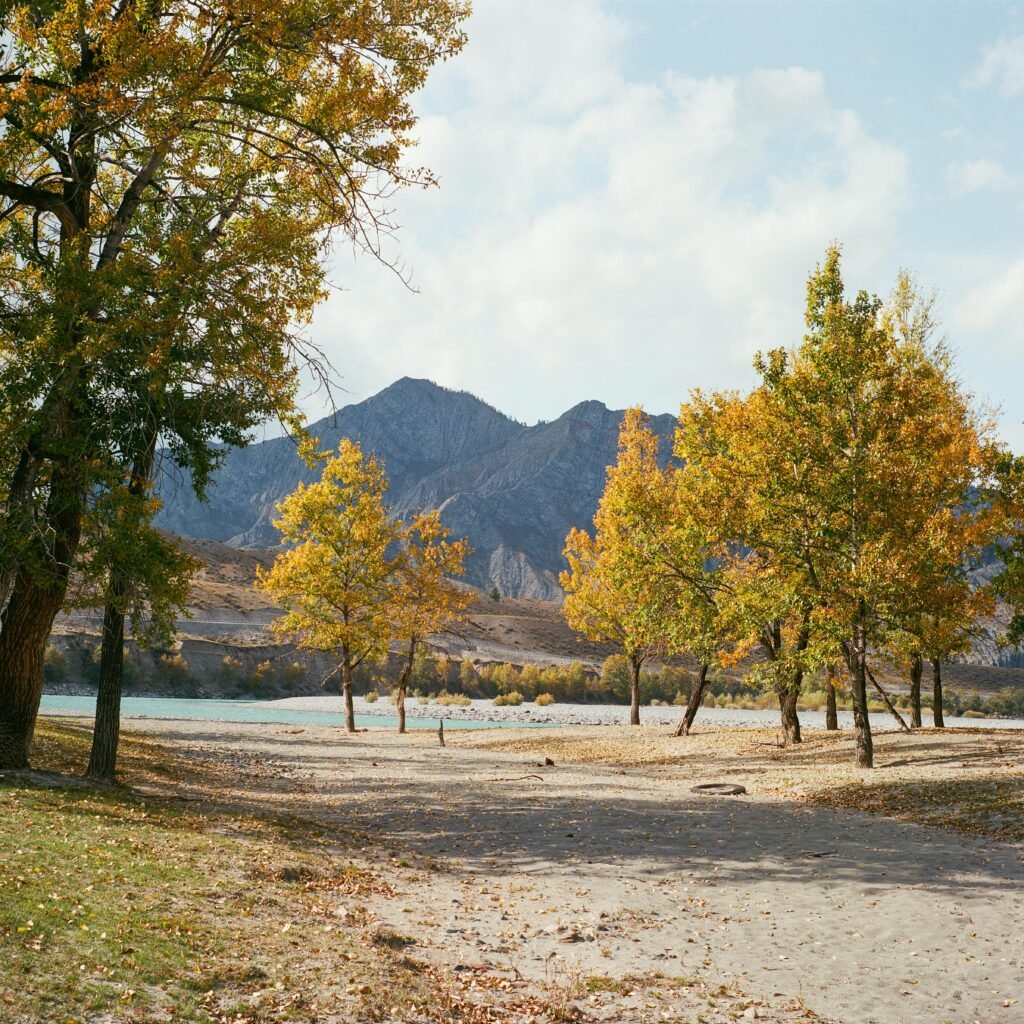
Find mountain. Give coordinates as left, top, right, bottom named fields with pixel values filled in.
left=155, top=378, right=676, bottom=600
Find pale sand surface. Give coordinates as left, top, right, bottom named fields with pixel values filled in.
left=117, top=718, right=1024, bottom=1024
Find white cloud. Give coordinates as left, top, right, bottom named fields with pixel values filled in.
left=955, top=258, right=1024, bottom=346
left=964, top=32, right=1024, bottom=96
left=311, top=1, right=909, bottom=424
left=947, top=158, right=1016, bottom=195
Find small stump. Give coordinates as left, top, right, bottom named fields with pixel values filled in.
left=690, top=783, right=746, bottom=796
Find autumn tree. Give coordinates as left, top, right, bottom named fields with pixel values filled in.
left=654, top=452, right=730, bottom=737
left=0, top=0, right=469, bottom=768
left=673, top=389, right=820, bottom=745
left=391, top=511, right=472, bottom=733
left=562, top=409, right=675, bottom=725
left=994, top=454, right=1024, bottom=652
left=738, top=247, right=1004, bottom=766
left=257, top=441, right=398, bottom=733
left=879, top=275, right=1005, bottom=729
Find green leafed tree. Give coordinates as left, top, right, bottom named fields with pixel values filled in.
left=0, top=0, right=469, bottom=767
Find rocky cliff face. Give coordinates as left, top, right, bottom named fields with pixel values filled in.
left=155, top=378, right=675, bottom=600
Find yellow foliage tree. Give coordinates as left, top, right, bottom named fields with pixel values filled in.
left=257, top=441, right=397, bottom=733
left=692, top=247, right=1008, bottom=767
left=391, top=511, right=473, bottom=733
left=562, top=408, right=675, bottom=725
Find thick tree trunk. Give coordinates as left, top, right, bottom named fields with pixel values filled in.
left=931, top=657, right=945, bottom=728
left=825, top=664, right=838, bottom=731
left=778, top=684, right=802, bottom=745
left=629, top=654, right=641, bottom=726
left=0, top=573, right=54, bottom=768
left=909, top=655, right=923, bottom=729
left=342, top=657, right=356, bottom=733
left=86, top=595, right=125, bottom=781
left=0, top=462, right=84, bottom=769
left=850, top=617, right=873, bottom=768
left=675, top=663, right=709, bottom=737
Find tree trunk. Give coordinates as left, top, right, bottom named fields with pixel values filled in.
left=909, top=655, right=923, bottom=729
left=850, top=616, right=873, bottom=768
left=87, top=438, right=157, bottom=782
left=629, top=654, right=641, bottom=726
left=931, top=657, right=945, bottom=728
left=86, top=594, right=125, bottom=781
left=825, top=664, right=838, bottom=731
left=865, top=663, right=910, bottom=733
left=0, top=572, right=54, bottom=768
left=342, top=656, right=356, bottom=733
left=778, top=684, right=802, bottom=745
left=675, top=663, right=709, bottom=737
left=397, top=639, right=415, bottom=735
left=0, top=461, right=84, bottom=769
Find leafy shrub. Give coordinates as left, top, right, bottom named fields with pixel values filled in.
left=493, top=691, right=524, bottom=706
left=43, top=644, right=68, bottom=684
left=535, top=693, right=555, bottom=706
left=247, top=660, right=276, bottom=692
left=364, top=690, right=380, bottom=703
left=435, top=692, right=472, bottom=706
left=416, top=694, right=431, bottom=705
left=156, top=652, right=193, bottom=691
left=279, top=661, right=307, bottom=692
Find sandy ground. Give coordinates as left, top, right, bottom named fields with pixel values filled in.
left=109, top=718, right=1024, bottom=1024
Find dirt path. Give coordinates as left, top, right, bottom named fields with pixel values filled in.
left=120, top=720, right=1024, bottom=1024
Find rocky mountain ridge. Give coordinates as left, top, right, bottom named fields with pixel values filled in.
left=155, top=377, right=676, bottom=601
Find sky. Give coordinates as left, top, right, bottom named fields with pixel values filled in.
left=307, top=0, right=1024, bottom=448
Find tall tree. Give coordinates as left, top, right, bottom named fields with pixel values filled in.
left=673, top=389, right=819, bottom=746
left=676, top=248, right=1004, bottom=767
left=69, top=480, right=197, bottom=781
left=391, top=511, right=472, bottom=733
left=562, top=409, right=674, bottom=725
left=654, top=452, right=729, bottom=737
left=750, top=248, right=1004, bottom=765
left=0, top=0, right=468, bottom=767
left=880, top=274, right=1005, bottom=730
left=256, top=441, right=398, bottom=733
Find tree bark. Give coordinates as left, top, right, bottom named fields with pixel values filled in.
left=825, top=664, right=838, bottom=731
left=909, top=655, right=923, bottom=729
left=0, top=461, right=84, bottom=769
left=86, top=590, right=125, bottom=781
left=87, top=437, right=157, bottom=782
left=342, top=654, right=356, bottom=733
left=849, top=615, right=874, bottom=768
left=396, top=638, right=416, bottom=735
left=931, top=657, right=945, bottom=728
left=675, top=663, right=709, bottom=737
left=628, top=654, right=641, bottom=726
left=778, top=684, right=802, bottom=745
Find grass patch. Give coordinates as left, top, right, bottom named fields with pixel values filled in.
left=0, top=721, right=430, bottom=1023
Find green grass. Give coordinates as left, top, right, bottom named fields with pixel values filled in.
left=0, top=722, right=428, bottom=1024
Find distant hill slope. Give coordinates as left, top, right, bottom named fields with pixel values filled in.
left=155, top=377, right=676, bottom=600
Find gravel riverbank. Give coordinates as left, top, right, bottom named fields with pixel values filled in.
left=266, top=694, right=1024, bottom=730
